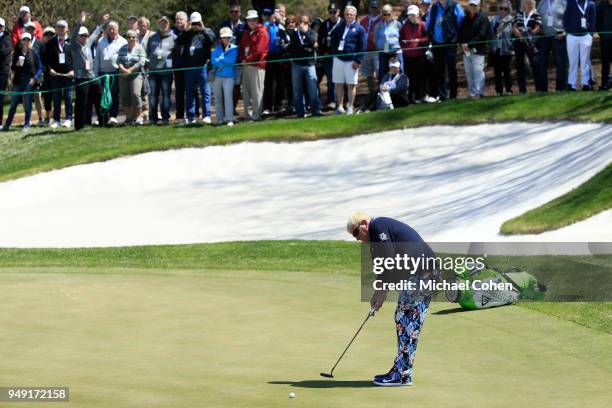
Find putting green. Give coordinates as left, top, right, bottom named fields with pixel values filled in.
left=1, top=267, right=610, bottom=408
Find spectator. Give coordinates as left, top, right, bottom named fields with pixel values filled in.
left=0, top=17, right=12, bottom=125
left=458, top=0, right=489, bottom=99
left=597, top=0, right=612, bottom=90
left=400, top=5, right=429, bottom=103
left=24, top=21, right=44, bottom=126
left=319, top=3, right=343, bottom=109
left=146, top=16, right=175, bottom=125
left=71, top=11, right=106, bottom=131
left=117, top=29, right=146, bottom=125
left=220, top=2, right=247, bottom=113
left=360, top=1, right=382, bottom=109
left=2, top=32, right=43, bottom=132
left=276, top=3, right=287, bottom=24
left=239, top=9, right=269, bottom=121
left=491, top=1, right=515, bottom=96
left=252, top=0, right=276, bottom=16
left=426, top=0, right=464, bottom=101
left=263, top=10, right=287, bottom=115
left=564, top=0, right=597, bottom=90
left=11, top=6, right=43, bottom=46
left=374, top=4, right=403, bottom=81
left=45, top=20, right=74, bottom=128
left=173, top=11, right=189, bottom=122
left=287, top=14, right=320, bottom=118
left=94, top=21, right=127, bottom=126
left=377, top=57, right=409, bottom=109
left=211, top=27, right=238, bottom=126
left=40, top=27, right=55, bottom=125
left=85, top=28, right=104, bottom=126
left=512, top=0, right=542, bottom=93
left=330, top=5, right=367, bottom=115
left=398, top=0, right=413, bottom=24
left=280, top=15, right=294, bottom=114
left=537, top=0, right=568, bottom=92
left=419, top=0, right=436, bottom=103
left=176, top=12, right=215, bottom=124
left=137, top=17, right=152, bottom=123
left=127, top=16, right=138, bottom=33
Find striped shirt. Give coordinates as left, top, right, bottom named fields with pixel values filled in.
left=513, top=10, right=542, bottom=34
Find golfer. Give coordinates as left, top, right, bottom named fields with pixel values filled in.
left=347, top=212, right=436, bottom=386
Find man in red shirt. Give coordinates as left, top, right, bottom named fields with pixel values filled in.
left=239, top=9, right=269, bottom=121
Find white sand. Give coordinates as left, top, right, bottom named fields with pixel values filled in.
left=0, top=122, right=610, bottom=248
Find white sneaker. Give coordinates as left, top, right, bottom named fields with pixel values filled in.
left=50, top=121, right=60, bottom=129
left=227, top=121, right=234, bottom=127
left=346, top=107, right=354, bottom=115
left=109, top=117, right=118, bottom=126
left=422, top=95, right=438, bottom=103
left=335, top=107, right=345, bottom=115
left=62, top=119, right=72, bottom=128
left=203, top=116, right=212, bottom=124
left=92, top=119, right=99, bottom=126
left=135, top=117, right=144, bottom=126
left=22, top=125, right=30, bottom=132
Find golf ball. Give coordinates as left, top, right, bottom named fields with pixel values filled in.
left=288, top=392, right=296, bottom=399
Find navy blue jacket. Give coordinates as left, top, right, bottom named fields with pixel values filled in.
left=330, top=20, right=367, bottom=64
left=368, top=217, right=436, bottom=282
left=563, top=0, right=597, bottom=35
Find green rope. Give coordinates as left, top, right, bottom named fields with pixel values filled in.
left=0, top=30, right=610, bottom=97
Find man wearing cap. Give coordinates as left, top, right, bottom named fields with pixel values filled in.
left=211, top=27, right=238, bottom=126
left=426, top=0, right=464, bottom=101
left=175, top=11, right=216, bottom=124
left=330, top=5, right=367, bottom=115
left=458, top=0, right=489, bottom=99
left=318, top=3, right=343, bottom=109
left=252, top=0, right=277, bottom=17
left=24, top=21, right=45, bottom=126
left=44, top=19, right=74, bottom=128
left=94, top=20, right=127, bottom=126
left=127, top=16, right=138, bottom=35
left=0, top=17, right=12, bottom=125
left=11, top=6, right=43, bottom=46
left=70, top=11, right=107, bottom=131
left=239, top=9, right=270, bottom=121
left=359, top=1, right=382, bottom=110
left=146, top=16, right=176, bottom=125
left=377, top=57, right=409, bottom=109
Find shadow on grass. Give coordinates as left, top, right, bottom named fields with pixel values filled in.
left=432, top=307, right=473, bottom=315
left=269, top=380, right=375, bottom=388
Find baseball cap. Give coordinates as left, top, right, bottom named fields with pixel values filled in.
left=56, top=19, right=68, bottom=28
left=78, top=26, right=89, bottom=35
left=19, top=6, right=30, bottom=14
left=389, top=60, right=401, bottom=68
left=24, top=21, right=35, bottom=29
left=43, top=26, right=55, bottom=35
left=245, top=9, right=259, bottom=20
left=158, top=16, right=170, bottom=23
left=0, top=18, right=5, bottom=27
left=262, top=8, right=273, bottom=16
left=407, top=5, right=419, bottom=15
left=468, top=0, right=480, bottom=5
left=219, top=27, right=233, bottom=38
left=20, top=32, right=31, bottom=40
left=328, top=3, right=339, bottom=11
left=370, top=0, right=379, bottom=8
left=423, top=0, right=432, bottom=4
left=128, top=15, right=138, bottom=21
left=190, top=12, right=202, bottom=23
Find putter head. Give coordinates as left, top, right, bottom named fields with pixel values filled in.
left=320, top=373, right=334, bottom=378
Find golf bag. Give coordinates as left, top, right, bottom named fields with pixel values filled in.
left=445, top=265, right=546, bottom=309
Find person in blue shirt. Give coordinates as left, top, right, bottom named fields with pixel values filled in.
left=2, top=32, right=43, bottom=132
left=212, top=27, right=238, bottom=126
left=564, top=0, right=597, bottom=90
left=426, top=0, right=464, bottom=101
left=330, top=5, right=367, bottom=115
left=374, top=4, right=403, bottom=82
left=347, top=212, right=437, bottom=387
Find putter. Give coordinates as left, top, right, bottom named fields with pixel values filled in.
left=320, top=308, right=376, bottom=378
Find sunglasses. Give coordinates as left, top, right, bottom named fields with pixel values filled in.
left=352, top=226, right=360, bottom=239
left=383, top=13, right=391, bottom=16
left=230, top=10, right=240, bottom=14
left=328, top=10, right=338, bottom=13
left=500, top=7, right=509, bottom=10
left=127, top=36, right=136, bottom=39
left=22, top=38, right=31, bottom=41
left=79, top=34, right=89, bottom=37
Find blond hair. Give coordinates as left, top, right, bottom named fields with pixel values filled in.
left=346, top=212, right=372, bottom=234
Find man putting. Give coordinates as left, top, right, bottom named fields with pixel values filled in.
left=347, top=212, right=436, bottom=387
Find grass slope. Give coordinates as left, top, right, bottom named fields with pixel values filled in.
left=0, top=92, right=610, bottom=183
left=501, top=163, right=612, bottom=234
left=1, top=241, right=610, bottom=333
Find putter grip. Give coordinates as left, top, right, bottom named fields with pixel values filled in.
left=369, top=308, right=376, bottom=317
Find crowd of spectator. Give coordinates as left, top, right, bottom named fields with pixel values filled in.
left=0, top=0, right=610, bottom=132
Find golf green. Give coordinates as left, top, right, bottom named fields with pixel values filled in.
left=1, top=267, right=610, bottom=407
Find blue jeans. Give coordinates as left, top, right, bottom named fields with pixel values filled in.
left=149, top=73, right=173, bottom=123
left=4, top=82, right=34, bottom=127
left=321, top=57, right=335, bottom=103
left=50, top=76, right=73, bottom=121
left=291, top=63, right=320, bottom=117
left=185, top=67, right=211, bottom=120
left=536, top=36, right=567, bottom=92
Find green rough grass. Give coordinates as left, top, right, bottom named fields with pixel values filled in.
left=0, top=91, right=610, bottom=183
left=501, top=163, right=612, bottom=234
left=0, top=267, right=610, bottom=408
left=1, top=241, right=610, bottom=333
